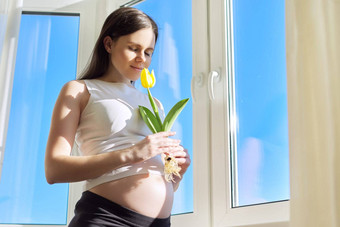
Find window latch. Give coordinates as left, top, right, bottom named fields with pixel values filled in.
left=208, top=70, right=220, bottom=100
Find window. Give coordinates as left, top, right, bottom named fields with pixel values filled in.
left=0, top=12, right=79, bottom=225
left=230, top=0, right=289, bottom=207
left=207, top=0, right=290, bottom=226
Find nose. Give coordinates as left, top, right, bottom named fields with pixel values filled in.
left=136, top=52, right=146, bottom=62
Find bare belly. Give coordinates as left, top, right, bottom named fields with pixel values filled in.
left=89, top=174, right=174, bottom=218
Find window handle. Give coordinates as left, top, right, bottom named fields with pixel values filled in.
left=208, top=70, right=220, bottom=100
left=191, top=73, right=204, bottom=103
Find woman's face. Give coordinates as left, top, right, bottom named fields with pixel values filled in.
left=105, top=27, right=156, bottom=84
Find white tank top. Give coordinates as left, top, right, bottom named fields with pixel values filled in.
left=75, top=79, right=165, bottom=190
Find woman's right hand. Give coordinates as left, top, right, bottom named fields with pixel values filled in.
left=132, top=131, right=183, bottom=162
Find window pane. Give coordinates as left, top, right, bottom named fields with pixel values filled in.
left=134, top=0, right=193, bottom=215
left=0, top=13, right=79, bottom=224
left=231, top=0, right=289, bottom=207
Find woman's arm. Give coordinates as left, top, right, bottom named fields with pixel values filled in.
left=45, top=80, right=180, bottom=184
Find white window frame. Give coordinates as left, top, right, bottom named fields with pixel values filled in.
left=207, top=0, right=290, bottom=226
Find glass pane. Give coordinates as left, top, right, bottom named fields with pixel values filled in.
left=0, top=13, right=79, bottom=224
left=134, top=0, right=193, bottom=215
left=230, top=0, right=289, bottom=207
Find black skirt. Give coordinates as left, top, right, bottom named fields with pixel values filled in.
left=69, top=191, right=171, bottom=227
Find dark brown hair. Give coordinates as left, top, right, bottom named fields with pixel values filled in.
left=79, top=7, right=158, bottom=80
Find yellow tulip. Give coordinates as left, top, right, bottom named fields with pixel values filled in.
left=141, top=68, right=156, bottom=88
left=138, top=67, right=189, bottom=183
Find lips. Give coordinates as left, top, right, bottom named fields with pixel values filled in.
left=130, top=65, right=143, bottom=71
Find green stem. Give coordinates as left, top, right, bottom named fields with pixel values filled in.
left=147, top=88, right=163, bottom=130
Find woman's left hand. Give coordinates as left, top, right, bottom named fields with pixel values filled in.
left=167, top=146, right=190, bottom=191
left=171, top=146, right=191, bottom=178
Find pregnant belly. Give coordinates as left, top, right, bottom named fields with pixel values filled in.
left=89, top=174, right=174, bottom=218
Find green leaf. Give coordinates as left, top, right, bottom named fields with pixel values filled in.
left=162, top=98, right=189, bottom=132
left=139, top=105, right=162, bottom=133
left=147, top=88, right=163, bottom=127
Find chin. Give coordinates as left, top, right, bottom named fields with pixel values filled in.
left=128, top=74, right=141, bottom=82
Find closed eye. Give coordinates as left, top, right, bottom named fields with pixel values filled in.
left=128, top=45, right=153, bottom=57
left=128, top=46, right=138, bottom=52
left=145, top=51, right=153, bottom=57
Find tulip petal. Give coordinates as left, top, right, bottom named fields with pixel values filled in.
left=151, top=69, right=156, bottom=87
left=141, top=68, right=151, bottom=88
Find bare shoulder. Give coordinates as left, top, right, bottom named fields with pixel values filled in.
left=60, top=80, right=89, bottom=100
left=58, top=80, right=89, bottom=111
left=61, top=80, right=87, bottom=96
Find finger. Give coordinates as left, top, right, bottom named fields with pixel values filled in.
left=159, top=145, right=182, bottom=152
left=154, top=131, right=176, bottom=138
left=157, top=138, right=181, bottom=147
left=179, top=146, right=188, bottom=153
left=167, top=145, right=185, bottom=153
left=159, top=146, right=178, bottom=154
left=171, top=150, right=187, bottom=158
left=175, top=157, right=191, bottom=166
left=144, top=134, right=180, bottom=145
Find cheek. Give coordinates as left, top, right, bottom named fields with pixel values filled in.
left=122, top=50, right=136, bottom=61
left=145, top=57, right=152, bottom=67
left=112, top=50, right=133, bottom=64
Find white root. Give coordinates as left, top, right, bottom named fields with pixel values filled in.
left=164, top=154, right=181, bottom=182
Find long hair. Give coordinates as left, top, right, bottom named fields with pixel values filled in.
left=79, top=7, right=158, bottom=80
